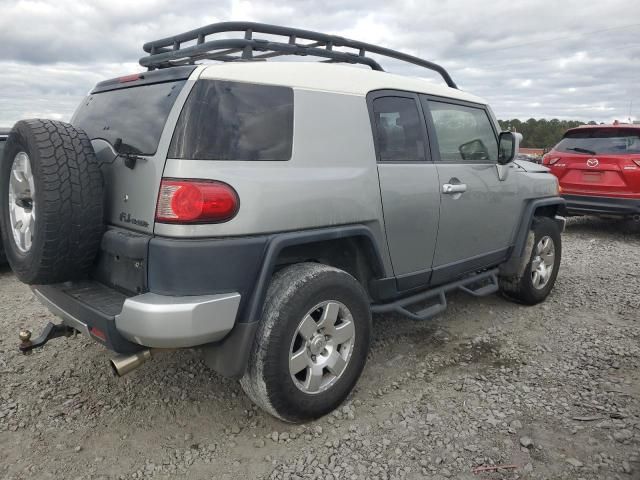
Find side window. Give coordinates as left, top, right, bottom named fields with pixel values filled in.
left=169, top=80, right=294, bottom=161
left=428, top=101, right=498, bottom=162
left=372, top=96, right=426, bottom=162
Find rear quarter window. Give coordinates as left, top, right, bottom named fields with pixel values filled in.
left=169, top=80, right=294, bottom=161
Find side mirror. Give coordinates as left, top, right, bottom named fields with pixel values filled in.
left=498, top=131, right=518, bottom=164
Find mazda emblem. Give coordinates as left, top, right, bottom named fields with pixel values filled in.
left=586, top=158, right=599, bottom=168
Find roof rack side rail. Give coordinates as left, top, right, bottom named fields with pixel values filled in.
left=139, top=21, right=457, bottom=89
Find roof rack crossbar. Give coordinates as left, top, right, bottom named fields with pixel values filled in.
left=140, top=21, right=457, bottom=88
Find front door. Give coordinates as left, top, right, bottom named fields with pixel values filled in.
left=369, top=92, right=441, bottom=291
left=421, top=97, right=519, bottom=285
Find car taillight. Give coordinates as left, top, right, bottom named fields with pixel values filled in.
left=156, top=179, right=239, bottom=224
left=546, top=157, right=560, bottom=165
left=118, top=73, right=143, bottom=83
left=633, top=159, right=640, bottom=167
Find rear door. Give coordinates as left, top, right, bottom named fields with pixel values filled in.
left=71, top=66, right=196, bottom=234
left=369, top=91, right=441, bottom=291
left=550, top=128, right=640, bottom=197
left=421, top=96, right=519, bottom=285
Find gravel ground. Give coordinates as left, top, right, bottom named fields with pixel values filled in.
left=0, top=217, right=638, bottom=480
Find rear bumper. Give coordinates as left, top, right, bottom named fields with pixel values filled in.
left=32, top=282, right=241, bottom=352
left=563, top=194, right=640, bottom=216
left=116, top=292, right=240, bottom=348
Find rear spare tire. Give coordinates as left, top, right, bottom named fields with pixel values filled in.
left=0, top=119, right=104, bottom=284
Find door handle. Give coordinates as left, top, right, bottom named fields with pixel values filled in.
left=442, top=183, right=467, bottom=194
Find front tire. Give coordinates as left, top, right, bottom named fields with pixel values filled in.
left=500, top=216, right=562, bottom=305
left=240, top=263, right=371, bottom=422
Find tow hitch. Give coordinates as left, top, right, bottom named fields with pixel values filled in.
left=19, top=322, right=77, bottom=354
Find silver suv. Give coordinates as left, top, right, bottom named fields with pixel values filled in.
left=0, top=23, right=565, bottom=422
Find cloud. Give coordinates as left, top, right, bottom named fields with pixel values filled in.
left=0, top=0, right=639, bottom=125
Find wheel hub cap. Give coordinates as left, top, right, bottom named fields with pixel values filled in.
left=8, top=152, right=36, bottom=253
left=308, top=334, right=327, bottom=356
left=531, top=235, right=555, bottom=290
left=289, top=300, right=356, bottom=395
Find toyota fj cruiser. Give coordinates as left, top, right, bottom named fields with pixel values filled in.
left=1, top=23, right=565, bottom=422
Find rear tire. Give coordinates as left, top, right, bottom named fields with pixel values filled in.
left=500, top=216, right=561, bottom=305
left=0, top=119, right=104, bottom=284
left=240, top=263, right=371, bottom=422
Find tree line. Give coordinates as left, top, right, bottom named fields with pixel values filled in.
left=497, top=118, right=599, bottom=148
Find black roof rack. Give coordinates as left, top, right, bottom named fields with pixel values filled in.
left=140, top=21, right=458, bottom=89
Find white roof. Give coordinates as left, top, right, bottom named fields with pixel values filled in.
left=196, top=62, right=486, bottom=104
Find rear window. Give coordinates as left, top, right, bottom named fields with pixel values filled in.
left=372, top=96, right=426, bottom=162
left=555, top=128, right=640, bottom=155
left=169, top=80, right=294, bottom=161
left=72, top=81, right=186, bottom=156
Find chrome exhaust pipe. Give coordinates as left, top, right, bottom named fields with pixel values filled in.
left=110, top=349, right=152, bottom=377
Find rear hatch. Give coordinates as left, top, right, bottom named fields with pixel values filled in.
left=71, top=66, right=196, bottom=234
left=69, top=67, right=195, bottom=295
left=546, top=127, right=640, bottom=197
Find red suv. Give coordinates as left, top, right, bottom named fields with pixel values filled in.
left=543, top=124, right=640, bottom=219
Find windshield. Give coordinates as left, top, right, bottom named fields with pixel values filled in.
left=72, top=81, right=186, bottom=156
left=555, top=128, right=640, bottom=155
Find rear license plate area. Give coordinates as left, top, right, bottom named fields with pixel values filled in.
left=582, top=171, right=602, bottom=183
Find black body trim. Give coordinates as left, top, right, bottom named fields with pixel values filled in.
left=512, top=197, right=565, bottom=258
left=395, top=268, right=432, bottom=291
left=163, top=225, right=387, bottom=378
left=563, top=194, right=640, bottom=216
left=147, top=234, right=268, bottom=323
left=243, top=225, right=387, bottom=324
left=93, top=228, right=150, bottom=295
left=499, top=196, right=565, bottom=277
left=430, top=247, right=510, bottom=286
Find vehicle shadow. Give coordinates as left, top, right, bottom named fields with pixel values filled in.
left=564, top=215, right=640, bottom=236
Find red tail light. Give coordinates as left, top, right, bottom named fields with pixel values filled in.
left=633, top=159, right=640, bottom=167
left=118, top=73, right=143, bottom=83
left=547, top=157, right=560, bottom=165
left=89, top=327, right=107, bottom=342
left=156, top=179, right=239, bottom=224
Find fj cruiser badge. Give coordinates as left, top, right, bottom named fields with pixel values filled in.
left=119, top=212, right=149, bottom=228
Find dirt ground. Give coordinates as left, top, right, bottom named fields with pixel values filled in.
left=0, top=217, right=638, bottom=480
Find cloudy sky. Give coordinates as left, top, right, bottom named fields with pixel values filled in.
left=0, top=0, right=638, bottom=126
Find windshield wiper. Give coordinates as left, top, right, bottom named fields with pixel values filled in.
left=567, top=147, right=596, bottom=155
left=113, top=138, right=143, bottom=169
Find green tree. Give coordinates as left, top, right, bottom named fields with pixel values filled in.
left=497, top=118, right=596, bottom=148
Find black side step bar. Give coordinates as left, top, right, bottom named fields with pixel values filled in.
left=371, top=269, right=499, bottom=321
